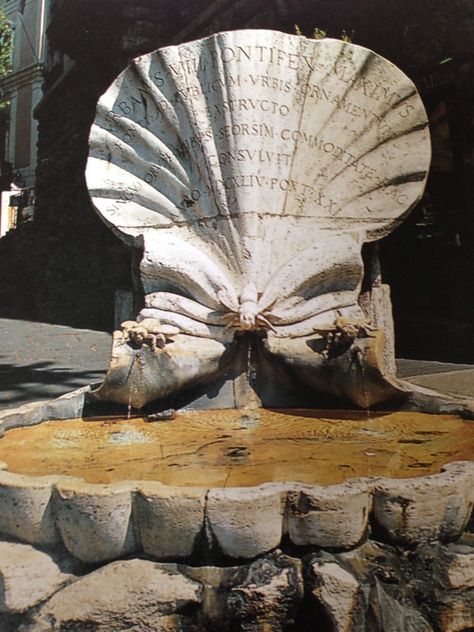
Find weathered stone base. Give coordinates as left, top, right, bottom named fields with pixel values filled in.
left=0, top=455, right=472, bottom=631
left=1, top=537, right=473, bottom=631
left=1, top=396, right=473, bottom=630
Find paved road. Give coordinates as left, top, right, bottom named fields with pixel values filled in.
left=0, top=318, right=111, bottom=410
left=0, top=318, right=472, bottom=410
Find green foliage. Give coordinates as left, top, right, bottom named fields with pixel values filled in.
left=294, top=24, right=303, bottom=37
left=312, top=27, right=327, bottom=40
left=0, top=9, right=12, bottom=112
left=0, top=8, right=13, bottom=78
left=340, top=30, right=353, bottom=43
left=294, top=24, right=353, bottom=43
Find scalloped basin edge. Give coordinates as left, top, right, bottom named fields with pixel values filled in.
left=0, top=387, right=473, bottom=564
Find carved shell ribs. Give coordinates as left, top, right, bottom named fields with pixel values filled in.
left=86, top=30, right=431, bottom=341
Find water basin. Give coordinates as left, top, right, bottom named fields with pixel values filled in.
left=0, top=409, right=472, bottom=487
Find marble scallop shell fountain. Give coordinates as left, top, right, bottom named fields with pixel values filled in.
left=0, top=32, right=473, bottom=628
left=84, top=30, right=433, bottom=411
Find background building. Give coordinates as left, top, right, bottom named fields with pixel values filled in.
left=0, top=0, right=473, bottom=361
left=0, top=0, right=51, bottom=235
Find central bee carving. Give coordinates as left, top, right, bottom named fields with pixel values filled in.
left=218, top=283, right=277, bottom=334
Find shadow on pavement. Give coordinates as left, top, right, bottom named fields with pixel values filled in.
left=0, top=360, right=105, bottom=410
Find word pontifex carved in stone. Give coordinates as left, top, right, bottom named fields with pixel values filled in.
left=86, top=29, right=431, bottom=410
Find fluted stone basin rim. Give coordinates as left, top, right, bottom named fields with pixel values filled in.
left=0, top=387, right=473, bottom=565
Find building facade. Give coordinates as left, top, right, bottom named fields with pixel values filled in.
left=0, top=0, right=50, bottom=235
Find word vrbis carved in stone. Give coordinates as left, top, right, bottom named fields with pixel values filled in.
left=86, top=29, right=431, bottom=409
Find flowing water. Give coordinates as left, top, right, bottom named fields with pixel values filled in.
left=127, top=353, right=144, bottom=419
left=0, top=409, right=473, bottom=487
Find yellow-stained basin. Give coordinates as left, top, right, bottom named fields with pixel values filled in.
left=0, top=409, right=473, bottom=487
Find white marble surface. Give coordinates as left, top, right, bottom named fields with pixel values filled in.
left=86, top=29, right=430, bottom=341
left=84, top=30, right=434, bottom=408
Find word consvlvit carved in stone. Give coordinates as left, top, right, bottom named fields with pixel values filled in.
left=84, top=28, right=470, bottom=416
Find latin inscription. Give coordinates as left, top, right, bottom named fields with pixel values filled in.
left=204, top=98, right=290, bottom=118
left=154, top=44, right=408, bottom=109
left=98, top=35, right=426, bottom=224
left=177, top=124, right=275, bottom=156
left=207, top=149, right=293, bottom=169
left=204, top=175, right=347, bottom=216
left=111, top=41, right=413, bottom=127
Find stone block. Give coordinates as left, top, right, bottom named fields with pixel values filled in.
left=206, top=483, right=285, bottom=558
left=370, top=577, right=434, bottom=632
left=53, top=479, right=138, bottom=563
left=0, top=541, right=74, bottom=613
left=43, top=386, right=89, bottom=421
left=435, top=592, right=474, bottom=632
left=309, top=560, right=363, bottom=632
left=0, top=387, right=89, bottom=433
left=368, top=283, right=396, bottom=375
left=24, top=558, right=202, bottom=631
left=220, top=551, right=304, bottom=630
left=0, top=401, right=45, bottom=433
left=438, top=540, right=474, bottom=590
left=135, top=482, right=206, bottom=559
left=372, top=463, right=474, bottom=545
left=286, top=480, right=371, bottom=549
left=0, top=471, right=59, bottom=547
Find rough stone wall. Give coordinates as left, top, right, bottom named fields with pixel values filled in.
left=1, top=531, right=473, bottom=630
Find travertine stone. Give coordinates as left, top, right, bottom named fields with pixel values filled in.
left=371, top=462, right=474, bottom=545
left=25, top=559, right=202, bottom=632
left=3, top=542, right=473, bottom=631
left=367, top=283, right=397, bottom=376
left=185, top=553, right=304, bottom=630
left=206, top=483, right=285, bottom=558
left=309, top=560, right=363, bottom=632
left=42, top=386, right=90, bottom=421
left=219, top=551, right=304, bottom=631
left=370, top=578, right=434, bottom=632
left=334, top=542, right=436, bottom=631
left=86, top=29, right=431, bottom=409
left=53, top=480, right=138, bottom=563
left=437, top=540, right=474, bottom=590
left=437, top=597, right=474, bottom=632
left=402, top=386, right=474, bottom=420
left=0, top=387, right=89, bottom=435
left=135, top=482, right=206, bottom=559
left=0, top=541, right=74, bottom=613
left=410, top=538, right=474, bottom=631
left=183, top=564, right=237, bottom=626
left=0, top=401, right=44, bottom=435
left=286, top=480, right=371, bottom=549
left=0, top=471, right=59, bottom=547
